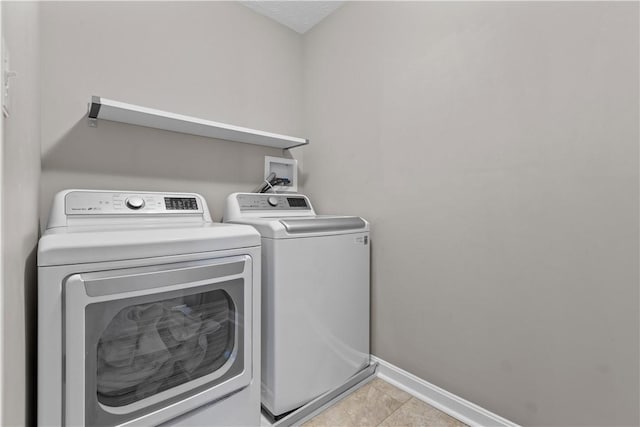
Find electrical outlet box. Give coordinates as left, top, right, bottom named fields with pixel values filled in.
left=264, top=156, right=298, bottom=193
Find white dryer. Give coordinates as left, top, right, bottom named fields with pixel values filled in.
left=224, top=193, right=370, bottom=419
left=38, top=190, right=261, bottom=426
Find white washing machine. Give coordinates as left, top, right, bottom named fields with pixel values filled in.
left=224, top=193, right=370, bottom=419
left=38, top=189, right=261, bottom=426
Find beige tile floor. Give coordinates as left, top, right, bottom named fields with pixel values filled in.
left=301, top=379, right=468, bottom=427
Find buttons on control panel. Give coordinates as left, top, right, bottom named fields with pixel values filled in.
left=268, top=196, right=279, bottom=207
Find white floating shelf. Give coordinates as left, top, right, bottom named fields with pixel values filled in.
left=87, top=96, right=308, bottom=150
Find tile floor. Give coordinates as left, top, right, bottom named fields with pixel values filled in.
left=301, top=378, right=468, bottom=427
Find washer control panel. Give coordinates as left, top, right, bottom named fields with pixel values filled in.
left=237, top=194, right=310, bottom=211
left=65, top=191, right=203, bottom=215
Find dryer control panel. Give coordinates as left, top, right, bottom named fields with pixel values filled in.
left=65, top=191, right=204, bottom=215
left=46, top=189, right=212, bottom=229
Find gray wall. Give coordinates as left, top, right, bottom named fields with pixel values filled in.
left=1, top=2, right=40, bottom=425
left=303, top=2, right=639, bottom=426
left=40, top=1, right=303, bottom=225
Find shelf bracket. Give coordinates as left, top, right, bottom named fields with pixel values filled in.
left=87, top=95, right=101, bottom=128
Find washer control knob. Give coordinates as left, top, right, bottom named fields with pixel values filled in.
left=126, top=196, right=145, bottom=210
left=267, top=196, right=279, bottom=207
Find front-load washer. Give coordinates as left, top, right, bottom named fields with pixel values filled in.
left=224, top=193, right=370, bottom=419
left=37, top=189, right=261, bottom=426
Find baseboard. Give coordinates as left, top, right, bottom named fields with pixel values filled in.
left=371, top=356, right=520, bottom=427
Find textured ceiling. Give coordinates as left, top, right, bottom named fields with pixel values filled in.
left=240, top=1, right=344, bottom=34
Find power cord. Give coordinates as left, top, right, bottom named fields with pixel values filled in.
left=252, top=173, right=292, bottom=193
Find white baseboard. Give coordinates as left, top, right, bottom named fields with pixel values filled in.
left=371, top=356, right=520, bottom=427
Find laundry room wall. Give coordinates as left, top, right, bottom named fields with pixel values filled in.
left=39, top=1, right=303, bottom=226
left=1, top=2, right=41, bottom=426
left=302, top=2, right=639, bottom=426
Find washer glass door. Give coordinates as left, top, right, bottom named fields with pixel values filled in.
left=64, top=255, right=253, bottom=426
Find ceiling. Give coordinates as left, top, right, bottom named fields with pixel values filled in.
left=240, top=1, right=345, bottom=34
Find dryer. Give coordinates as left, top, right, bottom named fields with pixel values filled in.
left=224, top=193, right=370, bottom=419
left=38, top=190, right=261, bottom=426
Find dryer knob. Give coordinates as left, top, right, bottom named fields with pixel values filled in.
left=126, top=196, right=145, bottom=210
left=268, top=196, right=279, bottom=207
